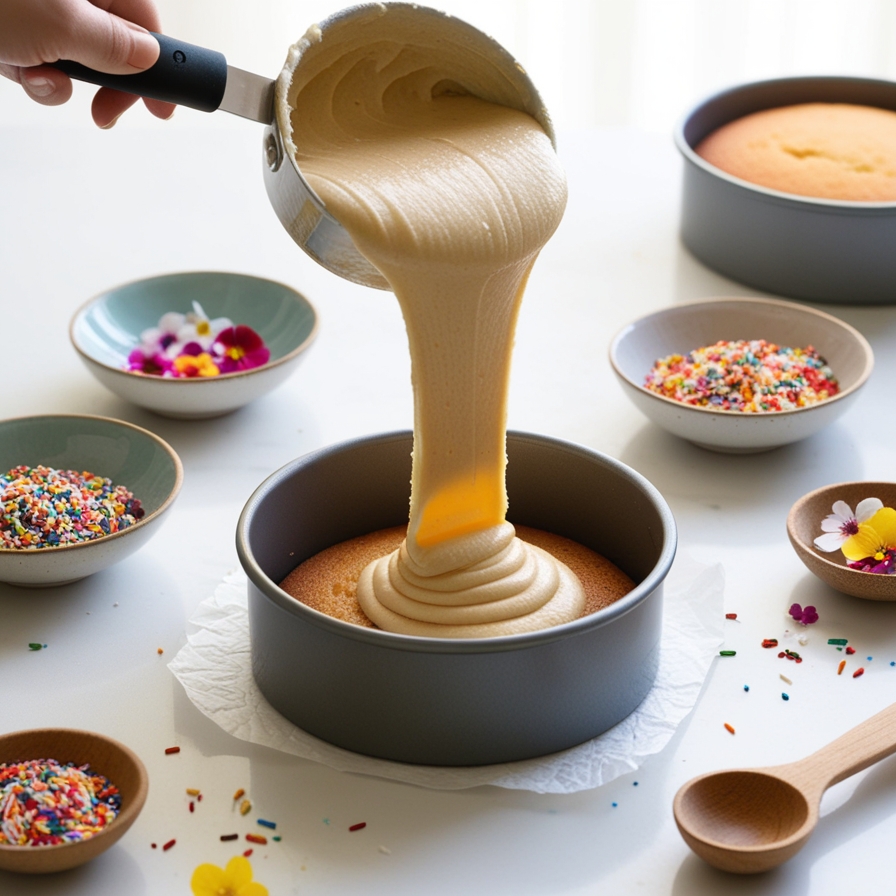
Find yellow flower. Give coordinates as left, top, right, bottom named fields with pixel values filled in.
left=190, top=856, right=268, bottom=896
left=842, top=507, right=896, bottom=562
left=173, top=352, right=220, bottom=378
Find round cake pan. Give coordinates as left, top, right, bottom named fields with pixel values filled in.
left=676, top=76, right=896, bottom=305
left=237, top=431, right=676, bottom=766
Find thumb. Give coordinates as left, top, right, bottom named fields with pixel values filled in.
left=67, top=10, right=160, bottom=74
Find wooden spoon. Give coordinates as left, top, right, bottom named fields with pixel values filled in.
left=673, top=701, right=896, bottom=873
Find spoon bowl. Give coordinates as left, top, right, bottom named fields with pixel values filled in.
left=673, top=701, right=896, bottom=873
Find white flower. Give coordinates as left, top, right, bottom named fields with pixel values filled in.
left=173, top=301, right=233, bottom=352
left=814, top=498, right=883, bottom=552
left=139, top=311, right=186, bottom=352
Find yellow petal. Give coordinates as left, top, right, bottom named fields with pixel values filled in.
left=868, top=507, right=896, bottom=549
left=224, top=856, right=254, bottom=889
left=191, top=863, right=226, bottom=896
left=237, top=883, right=269, bottom=896
left=842, top=523, right=884, bottom=561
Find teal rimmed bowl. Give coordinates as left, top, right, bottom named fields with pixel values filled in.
left=0, top=415, right=182, bottom=587
left=70, top=271, right=318, bottom=419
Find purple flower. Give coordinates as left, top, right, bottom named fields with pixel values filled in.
left=848, top=550, right=896, bottom=575
left=789, top=603, right=819, bottom=625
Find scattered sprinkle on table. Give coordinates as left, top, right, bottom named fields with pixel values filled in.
left=272, top=835, right=281, bottom=842
left=189, top=801, right=195, bottom=813
left=246, top=833, right=267, bottom=845
left=643, top=339, right=839, bottom=411
left=780, top=674, right=792, bottom=685
left=828, top=638, right=848, bottom=646
left=853, top=668, right=865, bottom=678
left=762, top=639, right=778, bottom=649
left=157, top=648, right=164, bottom=655
left=0, top=465, right=144, bottom=549
left=349, top=822, right=367, bottom=832
left=838, top=660, right=847, bottom=675
left=243, top=848, right=253, bottom=858
left=725, top=613, right=738, bottom=620
left=164, top=746, right=180, bottom=755
left=782, top=693, right=790, bottom=701
left=743, top=685, right=750, bottom=692
left=27, top=643, right=45, bottom=651
left=186, top=788, right=200, bottom=797
left=220, top=833, right=239, bottom=842
left=163, top=838, right=176, bottom=851
left=724, top=723, right=736, bottom=734
left=257, top=819, right=276, bottom=830
left=0, top=758, right=120, bottom=846
left=233, top=788, right=245, bottom=801
left=719, top=650, right=736, bottom=657
left=846, top=646, right=856, bottom=655
left=867, top=656, right=873, bottom=661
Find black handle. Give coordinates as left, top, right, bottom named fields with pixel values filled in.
left=53, top=33, right=227, bottom=113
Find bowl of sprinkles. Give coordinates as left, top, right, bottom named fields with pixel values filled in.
left=0, top=727, right=148, bottom=874
left=70, top=271, right=318, bottom=419
left=609, top=297, right=873, bottom=452
left=788, top=481, right=896, bottom=601
left=0, top=415, right=182, bottom=587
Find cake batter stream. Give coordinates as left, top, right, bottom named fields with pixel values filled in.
left=281, top=8, right=583, bottom=637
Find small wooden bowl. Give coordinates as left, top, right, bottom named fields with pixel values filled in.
left=0, top=728, right=148, bottom=874
left=787, top=482, right=896, bottom=601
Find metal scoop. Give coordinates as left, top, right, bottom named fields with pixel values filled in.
left=54, top=3, right=554, bottom=290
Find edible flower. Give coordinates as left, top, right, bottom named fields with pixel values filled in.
left=814, top=498, right=883, bottom=552
left=214, top=325, right=271, bottom=373
left=126, top=348, right=172, bottom=376
left=190, top=856, right=268, bottom=896
left=173, top=352, right=220, bottom=378
left=840, top=506, right=896, bottom=563
left=176, top=301, right=233, bottom=351
left=788, top=603, right=818, bottom=625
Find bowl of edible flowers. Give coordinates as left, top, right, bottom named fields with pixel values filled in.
left=70, top=272, right=318, bottom=419
left=787, top=482, right=896, bottom=600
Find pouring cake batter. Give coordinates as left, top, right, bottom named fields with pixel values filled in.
left=278, top=5, right=631, bottom=637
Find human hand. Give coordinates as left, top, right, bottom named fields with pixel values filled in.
left=0, top=0, right=175, bottom=127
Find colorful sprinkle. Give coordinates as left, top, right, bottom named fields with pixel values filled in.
left=780, top=674, right=792, bottom=685
left=724, top=723, right=735, bottom=734
left=0, top=465, right=144, bottom=550
left=233, top=788, right=245, bottom=801
left=828, top=639, right=848, bottom=646
left=725, top=613, right=738, bottom=620
left=643, top=340, right=839, bottom=412
left=349, top=822, right=367, bottom=832
left=27, top=643, right=43, bottom=651
left=220, top=833, right=239, bottom=841
left=189, top=801, right=194, bottom=813
left=846, top=646, right=856, bottom=655
left=743, top=685, right=750, bottom=691
left=762, top=639, right=779, bottom=648
left=186, top=788, right=201, bottom=797
left=246, top=833, right=267, bottom=845
left=838, top=660, right=847, bottom=675
left=272, top=835, right=282, bottom=842
left=853, top=668, right=865, bottom=678
left=782, top=693, right=790, bottom=701
left=240, top=799, right=252, bottom=816
left=243, top=848, right=253, bottom=857
left=164, top=747, right=180, bottom=755
left=163, top=839, right=176, bottom=851
left=719, top=650, right=737, bottom=656
left=0, top=759, right=120, bottom=846
left=157, top=648, right=164, bottom=655
left=257, top=819, right=276, bottom=829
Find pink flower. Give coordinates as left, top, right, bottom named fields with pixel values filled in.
left=213, top=326, right=270, bottom=373
left=127, top=348, right=173, bottom=376
left=788, top=603, right=818, bottom=625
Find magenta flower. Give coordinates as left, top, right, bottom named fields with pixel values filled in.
left=848, top=550, right=896, bottom=575
left=788, top=603, right=819, bottom=625
left=213, top=326, right=270, bottom=373
left=127, top=348, right=173, bottom=376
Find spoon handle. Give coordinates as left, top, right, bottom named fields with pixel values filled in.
left=786, top=701, right=896, bottom=793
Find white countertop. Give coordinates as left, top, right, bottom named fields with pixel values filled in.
left=2, top=116, right=896, bottom=895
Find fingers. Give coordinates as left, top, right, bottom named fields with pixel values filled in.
left=144, top=97, right=175, bottom=120
left=21, top=64, right=74, bottom=105
left=67, top=5, right=160, bottom=74
left=90, top=85, right=140, bottom=127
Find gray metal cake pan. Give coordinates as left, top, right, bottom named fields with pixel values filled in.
left=236, top=430, right=676, bottom=766
left=676, top=76, right=896, bottom=305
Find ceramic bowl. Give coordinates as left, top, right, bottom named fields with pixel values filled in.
left=0, top=727, right=148, bottom=874
left=676, top=75, right=896, bottom=304
left=609, top=297, right=873, bottom=453
left=0, top=415, right=182, bottom=587
left=70, top=271, right=318, bottom=419
left=237, top=430, right=677, bottom=766
left=787, top=481, right=896, bottom=601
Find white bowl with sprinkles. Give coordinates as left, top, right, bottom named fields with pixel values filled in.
left=0, top=415, right=182, bottom=587
left=609, top=297, right=873, bottom=453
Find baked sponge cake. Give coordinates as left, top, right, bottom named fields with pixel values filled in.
left=695, top=102, right=896, bottom=201
left=280, top=525, right=634, bottom=629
